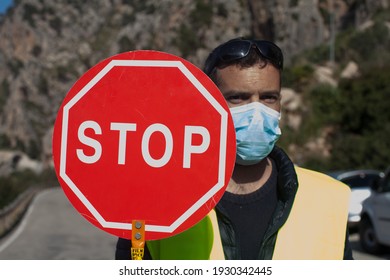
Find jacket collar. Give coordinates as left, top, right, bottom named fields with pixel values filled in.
left=269, top=146, right=298, bottom=203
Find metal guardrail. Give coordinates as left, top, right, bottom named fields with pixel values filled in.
left=0, top=188, right=37, bottom=238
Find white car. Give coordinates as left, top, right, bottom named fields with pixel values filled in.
left=328, top=170, right=383, bottom=229
left=359, top=168, right=390, bottom=254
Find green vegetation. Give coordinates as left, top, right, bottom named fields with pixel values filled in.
left=132, top=0, right=156, bottom=14
left=121, top=11, right=136, bottom=26
left=329, top=67, right=390, bottom=170
left=337, top=22, right=390, bottom=69
left=280, top=13, right=390, bottom=172
left=190, top=0, right=213, bottom=29
left=0, top=134, right=11, bottom=149
left=64, top=0, right=84, bottom=12
left=49, top=16, right=62, bottom=36
left=22, top=3, right=39, bottom=27
left=174, top=24, right=203, bottom=57
left=0, top=79, right=10, bottom=110
left=37, top=74, right=49, bottom=96
left=281, top=65, right=390, bottom=172
left=216, top=3, right=228, bottom=18
left=31, top=45, right=42, bottom=57
left=26, top=139, right=41, bottom=160
left=174, top=0, right=213, bottom=57
left=0, top=169, right=59, bottom=210
left=7, top=59, right=24, bottom=77
left=90, top=20, right=117, bottom=56
left=118, top=36, right=136, bottom=53
left=282, top=64, right=315, bottom=91
left=55, top=64, right=78, bottom=83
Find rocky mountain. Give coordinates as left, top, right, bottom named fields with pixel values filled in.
left=0, top=0, right=388, bottom=175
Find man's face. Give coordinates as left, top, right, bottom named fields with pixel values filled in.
left=215, top=64, right=281, bottom=112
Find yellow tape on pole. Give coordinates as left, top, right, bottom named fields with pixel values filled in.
left=131, top=220, right=145, bottom=260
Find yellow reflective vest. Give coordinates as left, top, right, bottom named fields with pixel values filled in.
left=147, top=166, right=350, bottom=260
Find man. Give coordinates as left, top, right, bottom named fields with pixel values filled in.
left=116, top=38, right=353, bottom=260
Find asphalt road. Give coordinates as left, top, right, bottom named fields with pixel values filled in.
left=348, top=232, right=390, bottom=260
left=0, top=187, right=117, bottom=260
left=0, top=187, right=388, bottom=260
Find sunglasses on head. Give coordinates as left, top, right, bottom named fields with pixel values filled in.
left=204, top=38, right=283, bottom=75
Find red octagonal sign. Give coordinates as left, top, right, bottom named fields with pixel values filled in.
left=52, top=51, right=236, bottom=240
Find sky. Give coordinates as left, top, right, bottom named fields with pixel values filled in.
left=0, top=0, right=13, bottom=14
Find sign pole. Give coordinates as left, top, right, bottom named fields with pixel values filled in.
left=131, top=220, right=145, bottom=260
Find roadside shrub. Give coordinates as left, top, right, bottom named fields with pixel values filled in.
left=0, top=169, right=59, bottom=210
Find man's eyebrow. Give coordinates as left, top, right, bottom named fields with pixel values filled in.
left=222, top=90, right=251, bottom=96
left=222, top=90, right=280, bottom=97
left=261, top=90, right=281, bottom=96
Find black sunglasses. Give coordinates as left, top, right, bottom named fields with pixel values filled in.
left=204, top=39, right=283, bottom=75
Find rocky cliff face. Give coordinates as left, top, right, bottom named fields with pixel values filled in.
left=0, top=0, right=387, bottom=174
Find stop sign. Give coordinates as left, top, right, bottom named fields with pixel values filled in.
left=52, top=51, right=235, bottom=240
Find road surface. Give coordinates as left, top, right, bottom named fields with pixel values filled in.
left=0, top=187, right=117, bottom=259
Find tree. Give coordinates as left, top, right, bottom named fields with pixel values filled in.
left=329, top=67, right=390, bottom=170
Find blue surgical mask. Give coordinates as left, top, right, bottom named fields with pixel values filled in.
left=230, top=102, right=281, bottom=165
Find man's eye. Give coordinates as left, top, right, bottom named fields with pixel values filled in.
left=226, top=94, right=246, bottom=104
left=228, top=95, right=240, bottom=101
left=261, top=95, right=279, bottom=103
